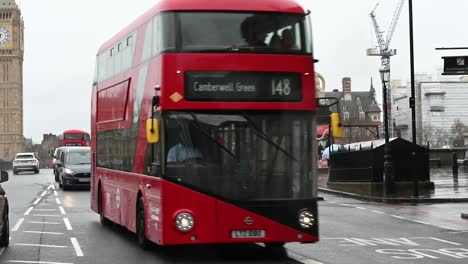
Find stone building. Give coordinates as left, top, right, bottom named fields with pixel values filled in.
left=326, top=77, right=382, bottom=144
left=0, top=0, right=24, bottom=161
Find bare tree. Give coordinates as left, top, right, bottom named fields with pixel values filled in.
left=422, top=126, right=452, bottom=148
left=451, top=119, right=467, bottom=147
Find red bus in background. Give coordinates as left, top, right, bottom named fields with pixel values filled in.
left=62, top=130, right=90, bottom=146
left=91, top=0, right=319, bottom=248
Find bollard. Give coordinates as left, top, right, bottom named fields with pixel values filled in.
left=452, top=152, right=458, bottom=175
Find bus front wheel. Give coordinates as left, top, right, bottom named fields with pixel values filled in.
left=137, top=196, right=150, bottom=249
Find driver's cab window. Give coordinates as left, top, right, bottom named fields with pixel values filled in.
left=166, top=117, right=204, bottom=164
left=145, top=117, right=162, bottom=176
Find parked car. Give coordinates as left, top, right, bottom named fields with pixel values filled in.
left=12, top=153, right=40, bottom=175
left=51, top=147, right=65, bottom=182
left=57, top=147, right=91, bottom=190
left=0, top=170, right=9, bottom=247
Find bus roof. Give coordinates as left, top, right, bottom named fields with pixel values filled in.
left=98, top=0, right=306, bottom=53
left=63, top=130, right=88, bottom=134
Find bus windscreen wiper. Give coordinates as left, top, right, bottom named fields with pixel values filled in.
left=240, top=114, right=298, bottom=162
left=188, top=112, right=239, bottom=161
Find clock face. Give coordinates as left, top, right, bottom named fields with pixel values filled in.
left=0, top=26, right=10, bottom=45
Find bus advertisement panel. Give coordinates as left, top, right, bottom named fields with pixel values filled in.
left=91, top=0, right=319, bottom=248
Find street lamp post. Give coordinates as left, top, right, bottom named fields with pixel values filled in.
left=380, top=68, right=395, bottom=195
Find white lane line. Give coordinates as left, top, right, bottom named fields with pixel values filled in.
left=355, top=207, right=367, bottom=210
left=63, top=218, right=72, bottom=230
left=40, top=191, right=47, bottom=197
left=0, top=247, right=5, bottom=256
left=5, top=261, right=73, bottom=264
left=47, top=185, right=54, bottom=190
left=12, top=218, right=25, bottom=232
left=56, top=198, right=61, bottom=205
left=23, top=231, right=64, bottom=235
left=390, top=215, right=406, bottom=220
left=371, top=210, right=385, bottom=214
left=300, top=259, right=324, bottom=264
left=29, top=221, right=60, bottom=225
left=70, top=237, right=84, bottom=257
left=15, top=243, right=68, bottom=248
left=34, top=209, right=56, bottom=212
left=32, top=214, right=62, bottom=217
left=33, top=198, right=41, bottom=205
left=54, top=191, right=58, bottom=196
left=59, top=207, right=66, bottom=215
left=24, top=207, right=33, bottom=216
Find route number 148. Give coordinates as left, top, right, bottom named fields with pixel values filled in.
left=272, top=79, right=291, bottom=96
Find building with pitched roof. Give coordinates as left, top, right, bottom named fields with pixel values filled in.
left=325, top=77, right=382, bottom=144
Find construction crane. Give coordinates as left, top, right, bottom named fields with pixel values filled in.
left=367, top=0, right=405, bottom=138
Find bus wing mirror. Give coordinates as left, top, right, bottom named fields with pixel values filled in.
left=0, top=170, right=9, bottom=183
left=331, top=113, right=343, bottom=138
left=146, top=119, right=160, bottom=144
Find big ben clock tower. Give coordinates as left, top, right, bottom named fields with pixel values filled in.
left=0, top=0, right=24, bottom=161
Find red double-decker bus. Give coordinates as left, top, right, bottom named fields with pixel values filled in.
left=62, top=130, right=90, bottom=146
left=91, top=0, right=319, bottom=248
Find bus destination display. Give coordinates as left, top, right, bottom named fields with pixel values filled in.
left=185, top=71, right=302, bottom=102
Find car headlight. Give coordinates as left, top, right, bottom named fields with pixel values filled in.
left=64, top=168, right=74, bottom=174
left=175, top=212, right=194, bottom=232
left=299, top=210, right=315, bottom=229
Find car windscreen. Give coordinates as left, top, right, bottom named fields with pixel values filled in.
left=16, top=155, right=34, bottom=159
left=66, top=151, right=91, bottom=165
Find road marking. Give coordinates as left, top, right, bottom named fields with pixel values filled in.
left=300, top=259, right=324, bottom=264
left=47, top=185, right=55, bottom=190
left=59, top=207, right=66, bottom=215
left=24, top=207, right=33, bottom=216
left=32, top=214, right=62, bottom=217
left=15, top=243, right=68, bottom=248
left=34, top=209, right=56, bottom=212
left=33, top=198, right=41, bottom=205
left=54, top=191, right=58, bottom=196
left=5, top=261, right=73, bottom=264
left=355, top=206, right=367, bottom=210
left=390, top=215, right=406, bottom=220
left=56, top=198, right=61, bottom=205
left=63, top=218, right=72, bottom=230
left=40, top=191, right=47, bottom=197
left=12, top=218, right=24, bottom=232
left=410, top=237, right=463, bottom=245
left=23, top=231, right=64, bottom=235
left=371, top=210, right=385, bottom=214
left=0, top=247, right=5, bottom=256
left=70, top=237, right=84, bottom=257
left=29, top=221, right=60, bottom=225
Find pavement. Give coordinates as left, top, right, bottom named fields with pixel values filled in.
left=318, top=167, right=468, bottom=203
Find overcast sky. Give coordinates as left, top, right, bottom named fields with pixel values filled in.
left=19, top=0, right=468, bottom=142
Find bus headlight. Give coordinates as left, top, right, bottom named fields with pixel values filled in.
left=175, top=212, right=194, bottom=232
left=299, top=210, right=315, bottom=229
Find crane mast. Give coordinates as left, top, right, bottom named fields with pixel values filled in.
left=367, top=0, right=405, bottom=138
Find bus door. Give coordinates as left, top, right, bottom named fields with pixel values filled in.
left=144, top=115, right=163, bottom=243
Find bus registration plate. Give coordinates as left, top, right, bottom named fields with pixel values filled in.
left=231, top=230, right=265, bottom=239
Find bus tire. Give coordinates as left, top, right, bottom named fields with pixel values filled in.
left=98, top=185, right=111, bottom=227
left=137, top=196, right=150, bottom=249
